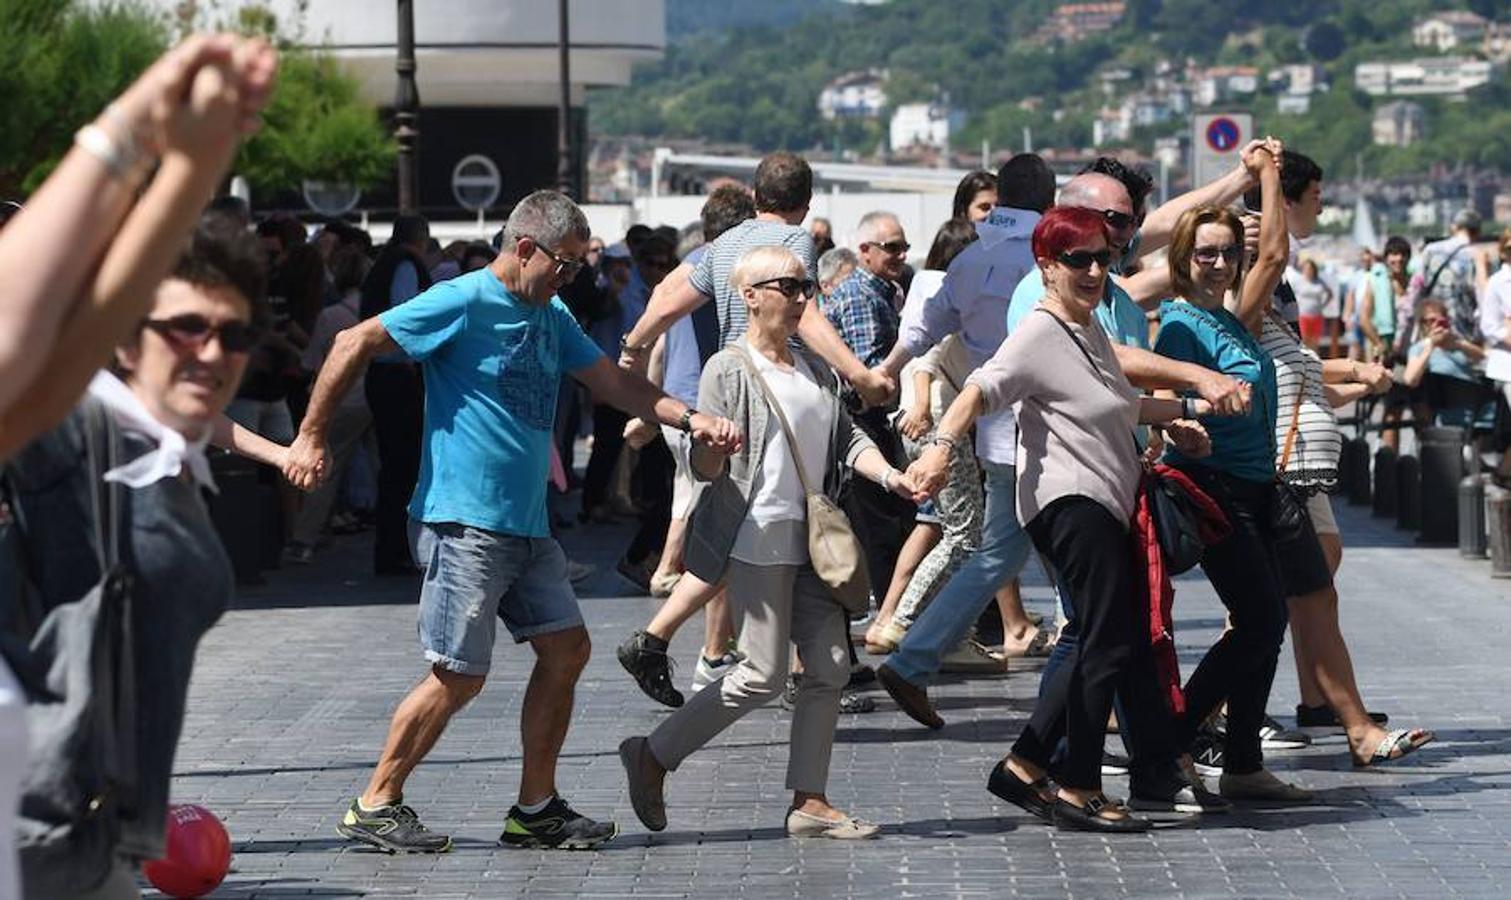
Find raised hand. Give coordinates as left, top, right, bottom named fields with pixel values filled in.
left=690, top=414, right=742, bottom=455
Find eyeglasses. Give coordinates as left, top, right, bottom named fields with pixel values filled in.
left=530, top=240, right=587, bottom=279
left=1057, top=249, right=1112, bottom=271
left=867, top=240, right=911, bottom=256
left=1097, top=209, right=1136, bottom=230
left=1193, top=244, right=1244, bottom=266
left=142, top=314, right=263, bottom=353
left=751, top=277, right=817, bottom=300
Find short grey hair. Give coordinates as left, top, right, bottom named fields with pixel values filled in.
left=504, top=190, right=590, bottom=248
left=817, top=247, right=858, bottom=287
left=854, top=210, right=900, bottom=246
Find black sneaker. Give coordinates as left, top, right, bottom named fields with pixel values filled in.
left=1128, top=764, right=1232, bottom=814
left=1295, top=703, right=1389, bottom=730
left=337, top=797, right=453, bottom=854
left=1101, top=751, right=1131, bottom=777
left=1259, top=715, right=1311, bottom=750
left=500, top=796, right=617, bottom=850
left=779, top=674, right=800, bottom=710
left=839, top=688, right=877, bottom=714
left=1191, top=727, right=1225, bottom=778
left=617, top=630, right=685, bottom=708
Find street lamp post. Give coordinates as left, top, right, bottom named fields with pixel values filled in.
left=556, top=0, right=573, bottom=197
left=395, top=0, right=420, bottom=213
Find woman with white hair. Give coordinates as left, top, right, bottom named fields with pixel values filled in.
left=619, top=245, right=920, bottom=840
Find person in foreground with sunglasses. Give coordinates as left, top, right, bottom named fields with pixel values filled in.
left=1149, top=141, right=1317, bottom=803
left=620, top=246, right=925, bottom=841
left=283, top=190, right=740, bottom=855
left=7, top=215, right=275, bottom=897
left=906, top=206, right=1218, bottom=832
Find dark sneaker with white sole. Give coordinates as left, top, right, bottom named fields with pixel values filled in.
left=499, top=796, right=617, bottom=849
left=337, top=797, right=453, bottom=854
left=1129, top=765, right=1232, bottom=814
left=1259, top=715, right=1311, bottom=750
left=1101, top=751, right=1131, bottom=777
left=1191, top=727, right=1225, bottom=778
left=617, top=630, right=685, bottom=708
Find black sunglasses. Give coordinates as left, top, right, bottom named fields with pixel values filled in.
left=1193, top=244, right=1244, bottom=266
left=1057, top=249, right=1113, bottom=271
left=751, top=277, right=818, bottom=300
left=142, top=314, right=263, bottom=353
left=1098, top=209, right=1136, bottom=230
left=868, top=240, right=911, bottom=256
left=530, top=240, right=587, bottom=279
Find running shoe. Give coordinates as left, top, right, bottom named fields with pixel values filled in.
left=616, top=630, right=685, bottom=708
left=500, top=796, right=617, bottom=850
left=337, top=797, right=453, bottom=854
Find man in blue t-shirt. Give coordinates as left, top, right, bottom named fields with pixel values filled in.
left=287, top=191, right=739, bottom=855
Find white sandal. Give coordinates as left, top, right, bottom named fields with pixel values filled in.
left=785, top=808, right=881, bottom=840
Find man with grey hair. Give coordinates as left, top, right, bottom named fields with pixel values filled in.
left=822, top=210, right=914, bottom=612
left=817, top=246, right=858, bottom=297
left=286, top=190, right=740, bottom=854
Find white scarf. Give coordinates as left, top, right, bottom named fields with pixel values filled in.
left=86, top=371, right=218, bottom=493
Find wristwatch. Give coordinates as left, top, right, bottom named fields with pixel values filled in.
left=677, top=408, right=696, bottom=433
left=620, top=334, right=653, bottom=355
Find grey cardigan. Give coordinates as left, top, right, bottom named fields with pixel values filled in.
left=682, top=343, right=875, bottom=582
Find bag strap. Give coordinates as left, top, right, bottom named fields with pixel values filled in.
left=80, top=399, right=126, bottom=572
left=728, top=343, right=820, bottom=498
left=1277, top=370, right=1307, bottom=474
left=1422, top=243, right=1467, bottom=298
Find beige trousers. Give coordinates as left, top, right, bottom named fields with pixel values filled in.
left=647, top=559, right=849, bottom=793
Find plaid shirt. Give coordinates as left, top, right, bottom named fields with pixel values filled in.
left=822, top=268, right=900, bottom=369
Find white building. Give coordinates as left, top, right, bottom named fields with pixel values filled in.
left=1193, top=67, right=1259, bottom=106
left=1413, top=11, right=1489, bottom=52
left=1356, top=56, right=1497, bottom=97
left=1267, top=64, right=1328, bottom=95
left=889, top=103, right=964, bottom=152
left=1372, top=100, right=1427, bottom=147
left=818, top=71, right=889, bottom=120
left=1277, top=93, right=1312, bottom=115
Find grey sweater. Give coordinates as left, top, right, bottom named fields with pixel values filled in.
left=682, top=343, right=874, bottom=582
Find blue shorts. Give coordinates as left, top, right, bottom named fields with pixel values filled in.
left=411, top=520, right=584, bottom=675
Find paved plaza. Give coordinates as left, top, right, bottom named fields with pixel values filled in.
left=159, top=499, right=1511, bottom=899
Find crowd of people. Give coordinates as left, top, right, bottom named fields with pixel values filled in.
left=3, top=31, right=1510, bottom=899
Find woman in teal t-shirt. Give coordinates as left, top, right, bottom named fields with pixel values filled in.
left=1151, top=142, right=1325, bottom=803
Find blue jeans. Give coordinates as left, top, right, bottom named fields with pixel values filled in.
left=887, top=462, right=1032, bottom=685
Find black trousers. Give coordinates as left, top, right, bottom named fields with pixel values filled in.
left=626, top=434, right=674, bottom=565
left=582, top=404, right=628, bottom=517
left=841, top=408, right=914, bottom=609
left=365, top=363, right=423, bottom=571
left=1171, top=465, right=1291, bottom=775
left=1015, top=496, right=1167, bottom=790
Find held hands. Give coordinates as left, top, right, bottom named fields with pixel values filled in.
left=1355, top=361, right=1393, bottom=394
left=623, top=417, right=658, bottom=450
left=852, top=366, right=898, bottom=410
left=1240, top=136, right=1285, bottom=181
left=689, top=413, right=742, bottom=455
left=283, top=431, right=329, bottom=492
left=1164, top=419, right=1212, bottom=459
left=886, top=467, right=931, bottom=504
left=1196, top=372, right=1251, bottom=416
left=897, top=402, right=933, bottom=442
left=904, top=443, right=951, bottom=499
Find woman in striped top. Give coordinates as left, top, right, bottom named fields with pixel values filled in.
left=1253, top=301, right=1435, bottom=766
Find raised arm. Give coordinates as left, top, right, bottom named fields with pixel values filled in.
left=1137, top=140, right=1265, bottom=255
left=1233, top=145, right=1288, bottom=334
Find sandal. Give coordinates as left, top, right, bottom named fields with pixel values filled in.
left=1353, top=728, right=1435, bottom=768
left=999, top=628, right=1053, bottom=660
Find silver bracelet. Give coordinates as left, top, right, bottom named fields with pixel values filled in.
left=881, top=468, right=897, bottom=492
left=74, top=124, right=133, bottom=180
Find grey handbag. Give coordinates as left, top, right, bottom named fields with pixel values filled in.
left=1, top=401, right=138, bottom=896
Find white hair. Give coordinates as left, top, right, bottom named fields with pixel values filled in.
left=504, top=190, right=590, bottom=247
left=729, top=245, right=803, bottom=292
left=854, top=211, right=900, bottom=246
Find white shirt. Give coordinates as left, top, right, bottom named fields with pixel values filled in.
left=730, top=344, right=834, bottom=565
left=1481, top=264, right=1511, bottom=382
left=898, top=270, right=972, bottom=420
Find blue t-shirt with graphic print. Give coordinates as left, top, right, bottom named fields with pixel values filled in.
left=380, top=267, right=604, bottom=537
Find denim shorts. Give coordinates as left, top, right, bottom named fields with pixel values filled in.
left=411, top=520, right=584, bottom=675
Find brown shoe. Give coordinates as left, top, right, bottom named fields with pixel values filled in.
left=618, top=736, right=668, bottom=831
left=877, top=664, right=943, bottom=730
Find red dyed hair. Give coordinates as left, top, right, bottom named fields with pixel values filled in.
left=1031, top=205, right=1110, bottom=262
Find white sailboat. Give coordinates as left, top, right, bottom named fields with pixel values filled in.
left=1352, top=193, right=1380, bottom=252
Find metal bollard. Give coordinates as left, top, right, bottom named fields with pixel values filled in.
left=1396, top=455, right=1421, bottom=532
left=1460, top=473, right=1488, bottom=558
left=1419, top=426, right=1465, bottom=546
left=1373, top=446, right=1398, bottom=518
left=1344, top=437, right=1372, bottom=506
left=1487, top=483, right=1511, bottom=578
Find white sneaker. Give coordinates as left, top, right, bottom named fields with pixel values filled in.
left=690, top=652, right=740, bottom=693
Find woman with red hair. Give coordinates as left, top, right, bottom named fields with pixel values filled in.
left=907, top=206, right=1214, bottom=832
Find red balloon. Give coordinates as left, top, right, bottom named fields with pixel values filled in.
left=143, top=804, right=232, bottom=899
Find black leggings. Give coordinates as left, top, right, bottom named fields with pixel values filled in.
left=364, top=363, right=423, bottom=570
left=1171, top=465, right=1292, bottom=775
left=1016, top=496, right=1165, bottom=790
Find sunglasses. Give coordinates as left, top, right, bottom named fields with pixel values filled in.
left=1098, top=209, right=1136, bottom=230
left=1193, top=244, right=1244, bottom=266
left=530, top=241, right=587, bottom=279
left=1057, top=249, right=1112, bottom=271
left=142, top=314, right=263, bottom=353
left=868, top=240, right=911, bottom=256
left=751, top=277, right=817, bottom=300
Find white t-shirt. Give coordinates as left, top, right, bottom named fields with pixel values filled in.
left=0, top=658, right=25, bottom=900
left=898, top=270, right=972, bottom=420
left=731, top=344, right=834, bottom=565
